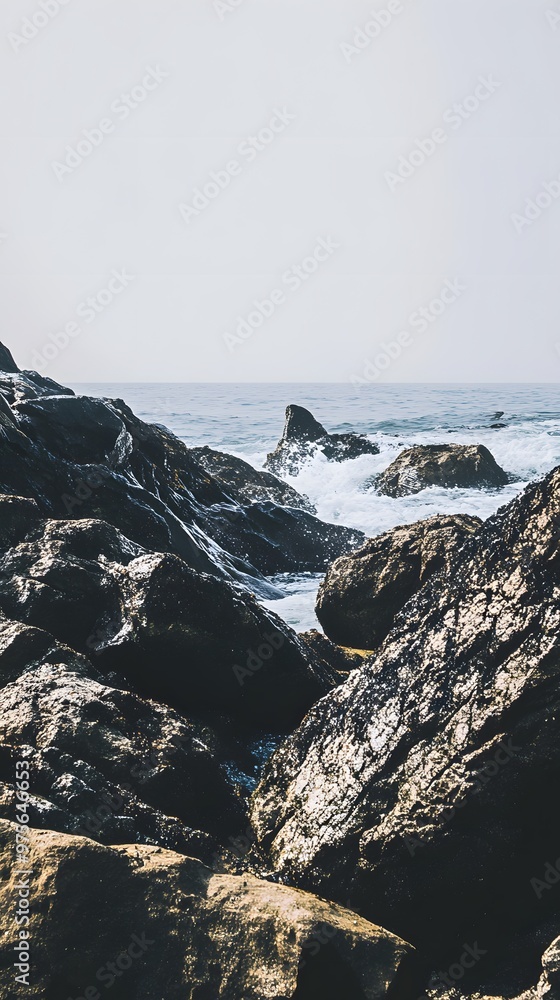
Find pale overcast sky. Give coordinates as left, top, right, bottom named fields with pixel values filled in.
left=1, top=0, right=559, bottom=382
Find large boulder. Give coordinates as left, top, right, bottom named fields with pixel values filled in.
left=266, top=405, right=379, bottom=476
left=0, top=518, right=336, bottom=728
left=0, top=655, right=245, bottom=859
left=251, top=466, right=560, bottom=969
left=316, top=514, right=481, bottom=649
left=376, top=444, right=509, bottom=496
left=0, top=821, right=416, bottom=1000
left=190, top=445, right=316, bottom=512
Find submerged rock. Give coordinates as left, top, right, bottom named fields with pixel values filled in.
left=0, top=820, right=417, bottom=1000
left=265, top=404, right=379, bottom=475
left=251, top=467, right=560, bottom=966
left=376, top=443, right=508, bottom=496
left=190, top=445, right=316, bottom=512
left=316, top=514, right=481, bottom=649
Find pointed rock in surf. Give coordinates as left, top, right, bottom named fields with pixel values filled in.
left=265, top=404, right=379, bottom=476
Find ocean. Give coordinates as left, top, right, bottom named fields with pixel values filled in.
left=72, top=383, right=560, bottom=633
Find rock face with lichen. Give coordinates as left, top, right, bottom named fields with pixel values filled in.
left=252, top=467, right=560, bottom=974
left=0, top=821, right=416, bottom=1000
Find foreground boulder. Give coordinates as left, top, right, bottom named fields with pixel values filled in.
left=266, top=405, right=379, bottom=476
left=0, top=518, right=335, bottom=728
left=376, top=444, right=508, bottom=496
left=252, top=466, right=560, bottom=971
left=0, top=821, right=416, bottom=1000
left=316, top=514, right=481, bottom=649
left=190, top=445, right=316, bottom=512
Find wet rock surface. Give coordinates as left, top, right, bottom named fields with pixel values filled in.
left=0, top=518, right=335, bottom=729
left=376, top=443, right=509, bottom=496
left=252, top=467, right=560, bottom=975
left=0, top=364, right=361, bottom=587
left=266, top=404, right=380, bottom=475
left=316, top=514, right=482, bottom=649
left=190, top=445, right=316, bottom=512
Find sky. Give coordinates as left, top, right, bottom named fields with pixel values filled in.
left=1, top=0, right=559, bottom=383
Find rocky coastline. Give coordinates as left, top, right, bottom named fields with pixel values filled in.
left=0, top=343, right=559, bottom=1000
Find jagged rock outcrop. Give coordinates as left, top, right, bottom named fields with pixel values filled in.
left=0, top=342, right=18, bottom=373
left=251, top=467, right=560, bottom=970
left=316, top=514, right=481, bottom=649
left=376, top=444, right=509, bottom=496
left=0, top=350, right=362, bottom=587
left=0, top=821, right=416, bottom=1000
left=0, top=518, right=336, bottom=728
left=190, top=445, right=316, bottom=512
left=266, top=405, right=379, bottom=476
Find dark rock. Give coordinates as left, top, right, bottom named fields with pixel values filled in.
left=0, top=820, right=417, bottom=1000
left=0, top=341, right=19, bottom=373
left=376, top=444, right=509, bottom=496
left=190, top=445, right=316, bottom=512
left=316, top=514, right=481, bottom=649
left=0, top=518, right=336, bottom=728
left=251, top=466, right=560, bottom=968
left=206, top=500, right=364, bottom=575
left=266, top=405, right=379, bottom=476
left=0, top=658, right=243, bottom=858
left=0, top=494, right=43, bottom=551
left=16, top=394, right=127, bottom=464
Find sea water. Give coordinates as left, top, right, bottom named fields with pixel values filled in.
left=73, top=383, right=560, bottom=632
